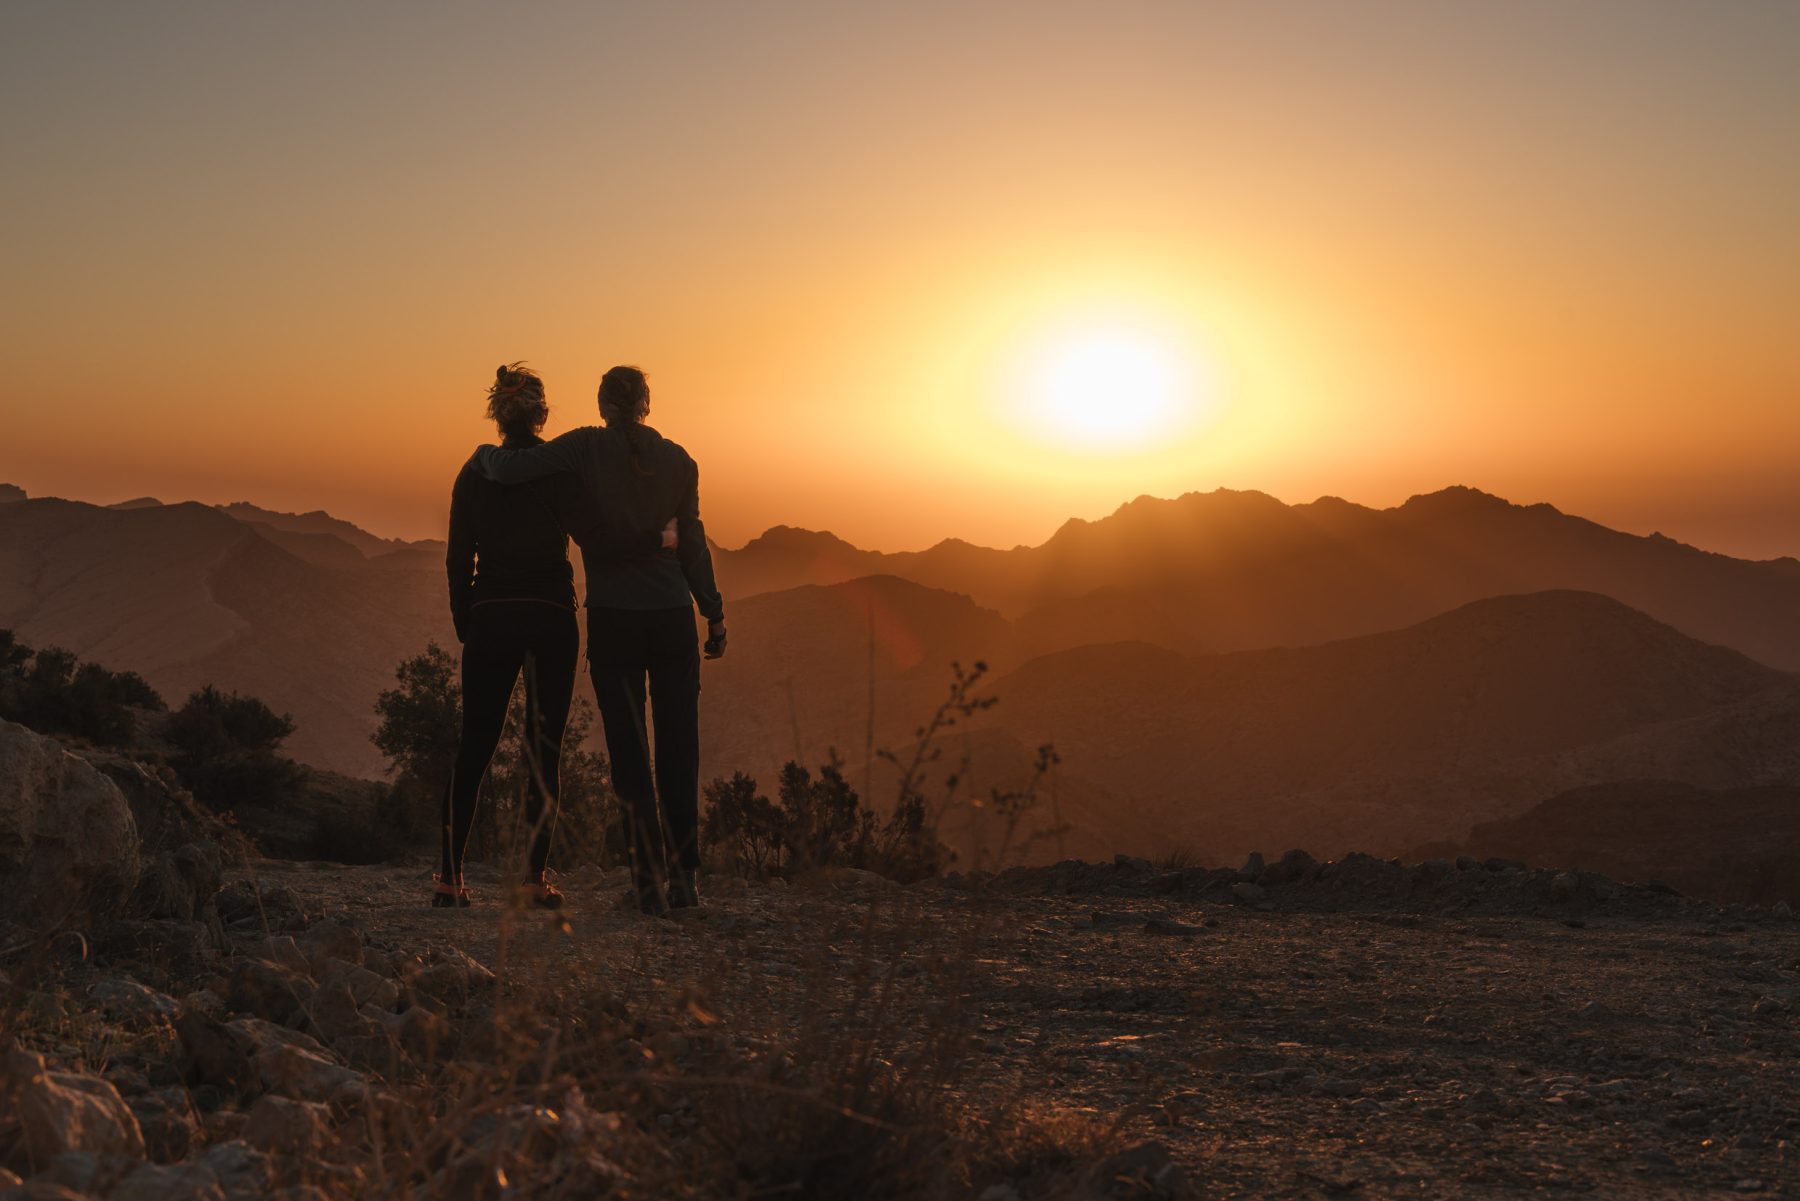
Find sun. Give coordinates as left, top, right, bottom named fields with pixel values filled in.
left=1009, top=322, right=1201, bottom=452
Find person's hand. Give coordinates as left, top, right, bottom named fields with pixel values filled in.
left=661, top=517, right=679, bottom=550
left=703, top=619, right=727, bottom=660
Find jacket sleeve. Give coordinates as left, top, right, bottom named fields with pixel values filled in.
left=446, top=468, right=476, bottom=641
left=471, top=428, right=590, bottom=485
left=677, top=456, right=725, bottom=623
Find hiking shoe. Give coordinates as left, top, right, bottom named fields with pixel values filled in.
left=432, top=875, right=472, bottom=909
left=521, top=875, right=565, bottom=910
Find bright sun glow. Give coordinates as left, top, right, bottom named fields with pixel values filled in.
left=1009, top=322, right=1203, bottom=452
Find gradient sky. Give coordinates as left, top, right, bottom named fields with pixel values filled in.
left=4, top=1, right=1797, bottom=557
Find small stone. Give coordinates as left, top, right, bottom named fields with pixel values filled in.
left=1230, top=881, right=1267, bottom=904
left=305, top=980, right=379, bottom=1045
left=176, top=1009, right=258, bottom=1099
left=226, top=959, right=312, bottom=1027
left=91, top=978, right=181, bottom=1025
left=408, top=962, right=471, bottom=1013
left=1238, top=852, right=1265, bottom=881
left=242, top=1095, right=330, bottom=1155
left=199, top=1139, right=272, bottom=1201
left=1112, top=853, right=1152, bottom=872
left=253, top=1039, right=365, bottom=1104
left=1549, top=871, right=1580, bottom=902
left=323, top=962, right=399, bottom=1013
left=1482, top=857, right=1526, bottom=873
left=384, top=1005, right=452, bottom=1062
left=129, top=1088, right=198, bottom=1163
left=1463, top=1087, right=1501, bottom=1111
left=298, top=921, right=363, bottom=972
left=256, top=935, right=313, bottom=977
left=5, top=1050, right=146, bottom=1163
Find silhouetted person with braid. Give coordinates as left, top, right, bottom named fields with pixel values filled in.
left=471, top=365, right=726, bottom=915
left=438, top=364, right=674, bottom=910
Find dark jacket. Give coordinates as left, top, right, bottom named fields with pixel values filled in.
left=446, top=434, right=661, bottom=639
left=470, top=424, right=725, bottom=622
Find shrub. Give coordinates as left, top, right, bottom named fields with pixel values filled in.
left=167, top=685, right=304, bottom=810
left=777, top=757, right=873, bottom=871
left=0, top=631, right=165, bottom=746
left=703, top=772, right=787, bottom=876
left=371, top=644, right=463, bottom=845
left=372, top=644, right=626, bottom=869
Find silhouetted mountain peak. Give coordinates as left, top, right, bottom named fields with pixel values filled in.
left=216, top=502, right=412, bottom=558
left=737, top=525, right=866, bottom=555
left=1400, top=484, right=1529, bottom=512
left=0, top=484, right=25, bottom=504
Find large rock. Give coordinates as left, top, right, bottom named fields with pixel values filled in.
left=3, top=1050, right=146, bottom=1168
left=83, top=752, right=228, bottom=922
left=0, top=720, right=139, bottom=929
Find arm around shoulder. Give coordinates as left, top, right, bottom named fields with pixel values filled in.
left=472, top=428, right=592, bottom=485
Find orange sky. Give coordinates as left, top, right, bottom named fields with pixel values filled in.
left=4, top=3, right=1798, bottom=557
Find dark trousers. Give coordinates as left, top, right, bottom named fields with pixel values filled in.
left=441, top=601, right=579, bottom=879
left=586, top=606, right=702, bottom=885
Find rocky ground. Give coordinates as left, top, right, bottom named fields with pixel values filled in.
left=9, top=845, right=1794, bottom=1200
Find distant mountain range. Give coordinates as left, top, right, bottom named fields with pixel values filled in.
left=0, top=490, right=452, bottom=774
left=2, top=480, right=1796, bottom=861
left=711, top=486, right=1800, bottom=670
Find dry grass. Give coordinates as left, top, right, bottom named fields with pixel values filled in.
left=0, top=667, right=1156, bottom=1198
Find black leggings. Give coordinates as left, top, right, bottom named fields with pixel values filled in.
left=440, top=601, right=579, bottom=880
left=587, top=606, right=702, bottom=883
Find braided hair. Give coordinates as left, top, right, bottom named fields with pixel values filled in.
left=485, top=363, right=548, bottom=440
left=598, top=365, right=652, bottom=476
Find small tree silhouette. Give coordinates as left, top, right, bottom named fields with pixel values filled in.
left=703, top=771, right=788, bottom=876
left=167, top=684, right=302, bottom=809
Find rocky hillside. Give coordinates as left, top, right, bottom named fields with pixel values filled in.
left=0, top=498, right=453, bottom=777
left=986, top=591, right=1800, bottom=861
left=1443, top=780, right=1800, bottom=908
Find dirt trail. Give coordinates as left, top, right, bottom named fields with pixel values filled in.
left=243, top=858, right=1800, bottom=1200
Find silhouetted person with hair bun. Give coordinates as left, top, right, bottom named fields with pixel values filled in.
left=440, top=363, right=673, bottom=910
left=471, top=365, right=725, bottom=915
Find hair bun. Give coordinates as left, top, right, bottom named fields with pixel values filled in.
left=495, top=365, right=510, bottom=382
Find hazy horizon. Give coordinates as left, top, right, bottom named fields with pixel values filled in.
left=10, top=474, right=1800, bottom=565
left=5, top=2, right=1798, bottom=557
